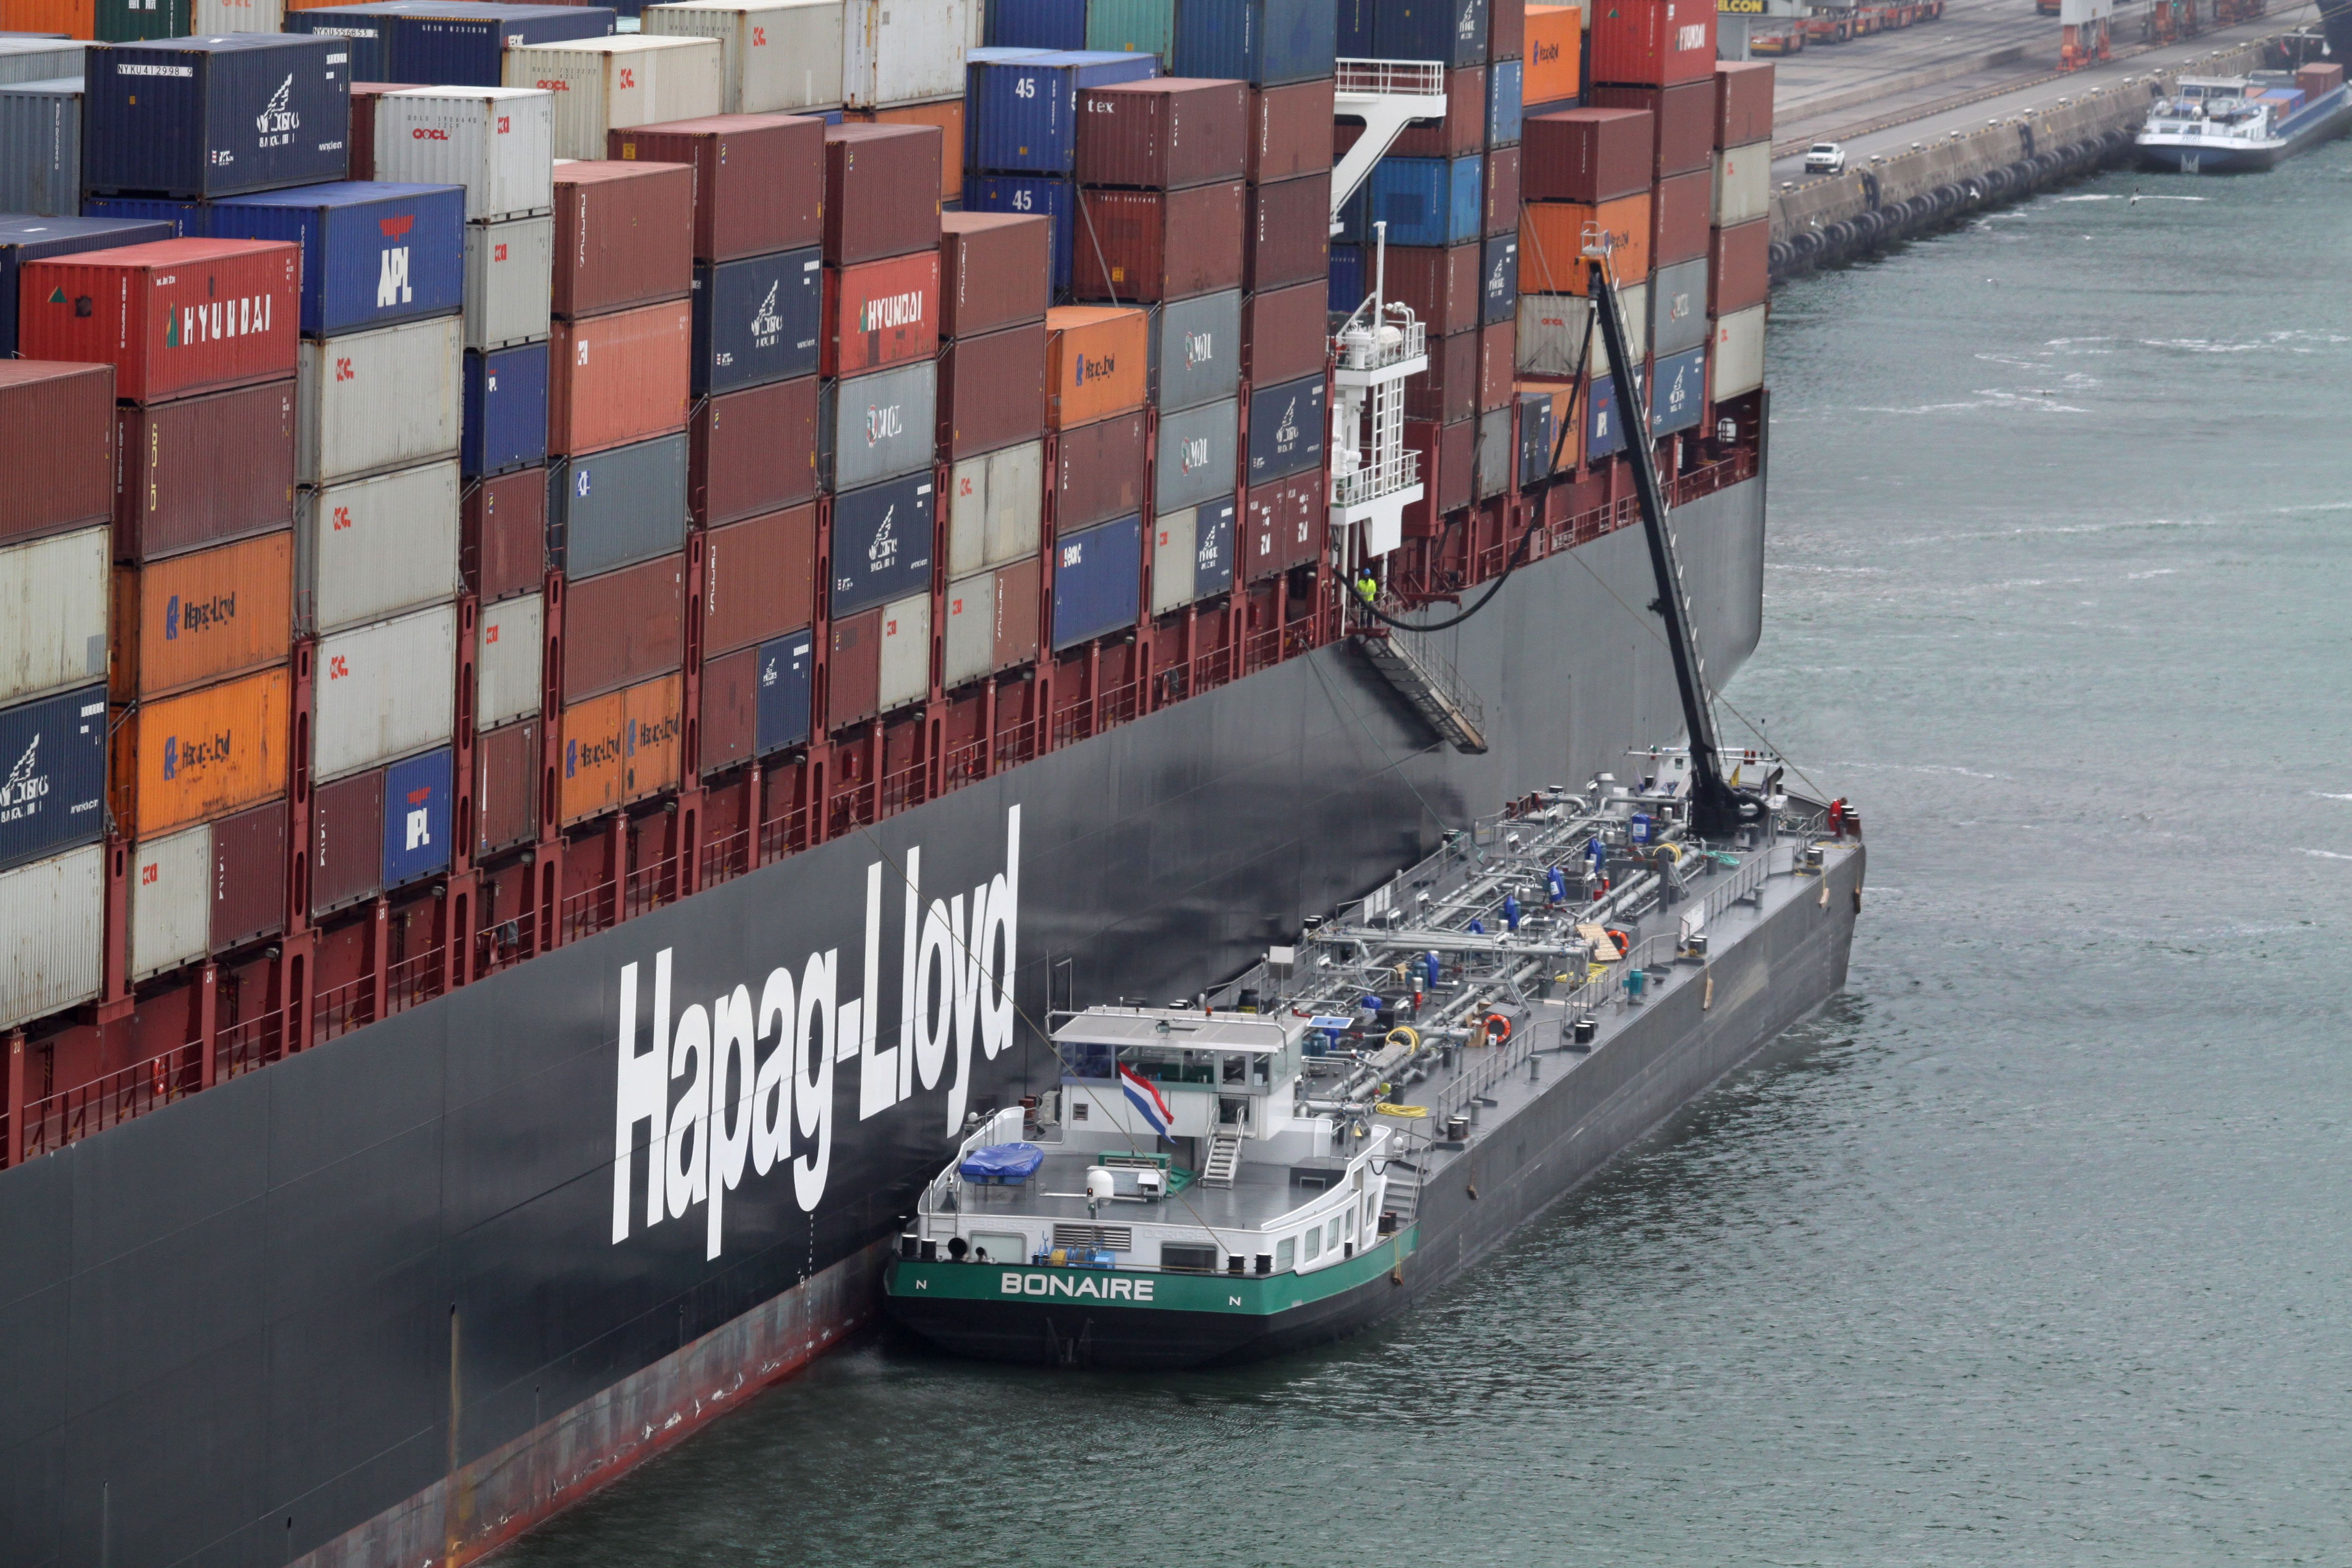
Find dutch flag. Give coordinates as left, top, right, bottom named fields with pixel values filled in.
left=1119, top=1065, right=1173, bottom=1138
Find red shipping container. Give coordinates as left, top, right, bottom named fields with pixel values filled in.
left=1590, top=81, right=1717, bottom=178
left=1652, top=166, right=1711, bottom=267
left=1491, top=0, right=1525, bottom=60
left=562, top=551, right=685, bottom=701
left=1405, top=329, right=1479, bottom=425
left=939, top=321, right=1047, bottom=461
left=1246, top=174, right=1329, bottom=293
left=551, top=160, right=696, bottom=319
left=993, top=563, right=1040, bottom=672
left=1242, top=283, right=1327, bottom=387
left=462, top=466, right=547, bottom=602
left=1250, top=80, right=1335, bottom=182
left=690, top=375, right=817, bottom=527
left=1590, top=0, right=1717, bottom=88
left=311, top=767, right=384, bottom=918
left=115, top=379, right=297, bottom=563
left=19, top=239, right=299, bottom=405
left=843, top=98, right=967, bottom=199
left=822, top=250, right=940, bottom=376
left=1523, top=109, right=1654, bottom=202
left=939, top=212, right=1051, bottom=337
left=1478, top=320, right=1514, bottom=412
left=350, top=84, right=422, bottom=183
left=823, top=122, right=941, bottom=265
left=1403, top=417, right=1474, bottom=533
left=475, top=717, right=539, bottom=855
left=610, top=114, right=826, bottom=262
left=1053, top=410, right=1146, bottom=532
left=1243, top=473, right=1320, bottom=580
left=1072, top=182, right=1245, bottom=304
left=208, top=798, right=287, bottom=952
left=1383, top=244, right=1482, bottom=337
left=1075, top=78, right=1249, bottom=190
left=698, top=644, right=757, bottom=777
left=702, top=504, right=815, bottom=657
left=547, top=299, right=693, bottom=456
left=1714, top=61, right=1773, bottom=148
left=0, top=362, right=113, bottom=547
left=1392, top=66, right=1488, bottom=159
left=827, top=607, right=882, bottom=731
left=1711, top=217, right=1768, bottom=315
left=1485, top=145, right=1520, bottom=237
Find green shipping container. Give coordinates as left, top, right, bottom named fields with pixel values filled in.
left=1085, top=0, right=1176, bottom=67
left=99, top=0, right=196, bottom=42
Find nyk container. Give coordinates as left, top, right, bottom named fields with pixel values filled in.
left=641, top=0, right=844, bottom=114
left=1071, top=181, right=1244, bottom=303
left=504, top=36, right=724, bottom=159
left=0, top=75, right=81, bottom=216
left=110, top=529, right=290, bottom=702
left=1073, top=77, right=1245, bottom=189
left=703, top=503, right=815, bottom=654
left=1147, top=494, right=1232, bottom=612
left=547, top=431, right=688, bottom=576
left=1240, top=281, right=1323, bottom=387
left=1246, top=172, right=1330, bottom=290
left=0, top=526, right=106, bottom=709
left=823, top=249, right=938, bottom=376
left=966, top=48, right=1155, bottom=175
left=819, top=360, right=937, bottom=489
left=474, top=715, right=538, bottom=852
left=840, top=0, right=977, bottom=106
left=1649, top=341, right=1703, bottom=435
left=475, top=589, right=543, bottom=727
left=0, top=684, right=104, bottom=873
left=1521, top=3, right=1580, bottom=105
left=1247, top=78, right=1331, bottom=181
left=611, top=114, right=825, bottom=262
left=204, top=181, right=469, bottom=337
left=1712, top=139, right=1768, bottom=228
left=753, top=627, right=813, bottom=751
left=1710, top=302, right=1762, bottom=401
left=111, top=667, right=286, bottom=838
left=550, top=160, right=694, bottom=319
left=19, top=239, right=299, bottom=404
left=1050, top=512, right=1139, bottom=648
left=309, top=765, right=383, bottom=914
left=1150, top=288, right=1240, bottom=413
left=1153, top=396, right=1237, bottom=513
left=877, top=590, right=929, bottom=712
left=371, top=86, right=556, bottom=223
left=0, top=215, right=175, bottom=356
left=312, top=602, right=457, bottom=782
left=465, top=212, right=556, bottom=349
left=297, top=314, right=464, bottom=484
left=82, top=35, right=349, bottom=198
left=1522, top=108, right=1653, bottom=202
left=1519, top=193, right=1649, bottom=293
left=546, top=298, right=693, bottom=454
left=464, top=340, right=552, bottom=476
left=829, top=470, right=934, bottom=615
left=392, top=4, right=619, bottom=88
left=823, top=122, right=941, bottom=264
left=294, top=460, right=462, bottom=634
left=690, top=373, right=816, bottom=524
left=1052, top=408, right=1144, bottom=529
left=1710, top=215, right=1766, bottom=315
left=1588, top=0, right=1714, bottom=88
left=1589, top=80, right=1714, bottom=179
left=0, top=361, right=113, bottom=546
left=381, top=745, right=453, bottom=890
left=1651, top=164, right=1709, bottom=266
left=1649, top=254, right=1707, bottom=356
left=694, top=244, right=823, bottom=392
left=1172, top=0, right=1333, bottom=83
left=944, top=437, right=1042, bottom=574
left=1242, top=469, right=1318, bottom=577
left=1246, top=371, right=1324, bottom=485
left=114, top=379, right=298, bottom=561
left=461, top=465, right=547, bottom=600
left=1044, top=304, right=1146, bottom=428
left=561, top=550, right=683, bottom=700
left=1714, top=60, right=1771, bottom=147
left=964, top=173, right=1073, bottom=292
left=938, top=321, right=1046, bottom=460
left=825, top=606, right=880, bottom=729
left=0, top=845, right=101, bottom=1030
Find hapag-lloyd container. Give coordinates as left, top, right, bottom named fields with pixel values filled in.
left=818, top=359, right=936, bottom=490
left=295, top=460, right=462, bottom=634
left=1148, top=288, right=1239, bottom=413
left=1522, top=3, right=1579, bottom=102
left=1590, top=0, right=1714, bottom=87
left=877, top=590, right=928, bottom=712
left=558, top=675, right=670, bottom=821
left=691, top=374, right=816, bottom=525
left=0, top=845, right=102, bottom=1029
left=475, top=589, right=543, bottom=728
left=0, top=361, right=113, bottom=546
left=694, top=243, right=822, bottom=393
left=205, top=181, right=467, bottom=337
left=463, top=465, right=546, bottom=599
left=641, top=0, right=844, bottom=113
left=208, top=796, right=287, bottom=950
left=504, top=36, right=723, bottom=160
left=548, top=431, right=688, bottom=576
left=0, top=215, right=176, bottom=356
left=938, top=321, right=1045, bottom=461
left=110, top=667, right=286, bottom=838
left=381, top=745, right=453, bottom=890
left=114, top=378, right=297, bottom=561
left=547, top=297, right=692, bottom=454
left=1052, top=408, right=1144, bottom=529
left=1044, top=304, right=1146, bottom=428
left=18, top=239, right=298, bottom=404
left=1245, top=171, right=1328, bottom=289
left=1074, top=78, right=1247, bottom=189
left=1712, top=139, right=1769, bottom=228
left=1172, top=0, right=1334, bottom=83
left=312, top=602, right=457, bottom=782
left=823, top=249, right=937, bottom=376
left=1245, top=371, right=1323, bottom=485
left=1153, top=396, right=1236, bottom=512
left=465, top=211, right=555, bottom=349
left=297, top=313, right=463, bottom=484
left=0, top=75, right=82, bottom=217
left=822, top=122, right=940, bottom=264
left=561, top=550, right=682, bottom=701
left=1240, top=280, right=1321, bottom=388
left=1051, top=512, right=1139, bottom=648
left=1649, top=255, right=1707, bottom=357
left=842, top=0, right=979, bottom=107
left=372, top=86, right=555, bottom=222
left=465, top=340, right=551, bottom=475
left=81, top=35, right=349, bottom=198
left=1715, top=59, right=1772, bottom=147
left=829, top=470, right=934, bottom=615
left=966, top=49, right=1154, bottom=174
left=475, top=715, right=537, bottom=853
left=550, top=158, right=694, bottom=319
left=130, top=819, right=211, bottom=982
left=945, top=437, right=1043, bottom=575
left=1710, top=303, right=1763, bottom=401
left=609, top=114, right=824, bottom=263
left=110, top=529, right=291, bottom=702
left=0, top=526, right=106, bottom=708
left=1519, top=192, right=1650, bottom=294
left=938, top=210, right=1050, bottom=335
left=1071, top=181, right=1244, bottom=304
left=753, top=628, right=814, bottom=751
left=703, top=503, right=815, bottom=655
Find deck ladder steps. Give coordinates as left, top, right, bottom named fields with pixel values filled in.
left=1353, top=628, right=1489, bottom=754
left=1202, top=1131, right=1242, bottom=1188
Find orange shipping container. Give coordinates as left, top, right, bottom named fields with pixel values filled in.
left=111, top=531, right=293, bottom=703
left=111, top=667, right=290, bottom=838
left=1043, top=306, right=1147, bottom=431
left=1522, top=6, right=1583, bottom=107
left=0, top=0, right=91, bottom=41
left=847, top=99, right=966, bottom=200
left=547, top=299, right=694, bottom=457
left=556, top=672, right=683, bottom=825
left=1519, top=194, right=1651, bottom=295
left=624, top=673, right=683, bottom=802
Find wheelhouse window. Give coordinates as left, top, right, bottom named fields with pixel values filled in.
left=1058, top=1039, right=1115, bottom=1080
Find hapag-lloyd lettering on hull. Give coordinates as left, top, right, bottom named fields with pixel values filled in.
left=613, top=807, right=1023, bottom=1259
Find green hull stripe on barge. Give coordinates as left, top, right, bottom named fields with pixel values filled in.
left=887, top=1226, right=1420, bottom=1316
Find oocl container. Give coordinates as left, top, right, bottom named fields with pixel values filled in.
left=1071, top=181, right=1244, bottom=304
left=372, top=86, right=556, bottom=223
left=1050, top=512, right=1139, bottom=649
left=944, top=437, right=1043, bottom=575
left=0, top=75, right=81, bottom=217
left=312, top=602, right=457, bottom=782
left=841, top=0, right=976, bottom=107
left=1589, top=0, right=1715, bottom=88
left=0, top=526, right=106, bottom=709
left=505, top=36, right=724, bottom=159
left=550, top=159, right=695, bottom=319
left=205, top=181, right=468, bottom=337
left=967, top=48, right=1154, bottom=175
left=825, top=606, right=881, bottom=730
left=609, top=112, right=824, bottom=262
left=351, top=82, right=425, bottom=182
left=829, top=470, right=934, bottom=615
left=1052, top=408, right=1144, bottom=530
left=703, top=503, right=815, bottom=655
left=822, top=121, right=940, bottom=264
left=823, top=248, right=938, bottom=376
left=561, top=550, right=683, bottom=701
left=19, top=238, right=299, bottom=404
left=475, top=589, right=544, bottom=728
left=694, top=243, right=823, bottom=393
left=382, top=746, right=452, bottom=889
left=1245, top=371, right=1324, bottom=486
left=474, top=715, right=538, bottom=854
left=641, top=0, right=844, bottom=113
left=465, top=211, right=556, bottom=350
left=0, top=214, right=176, bottom=357
left=464, top=339, right=552, bottom=476
left=938, top=210, right=1051, bottom=336
left=1245, top=171, right=1330, bottom=290
left=690, top=374, right=816, bottom=525
left=111, top=529, right=291, bottom=703
left=130, top=820, right=211, bottom=981
left=295, top=460, right=462, bottom=634
left=877, top=590, right=930, bottom=711
left=114, top=378, right=297, bottom=562
left=819, top=359, right=937, bottom=490
left=0, top=361, right=114, bottom=547
left=297, top=313, right=464, bottom=484
left=82, top=35, right=349, bottom=199
left=0, top=684, right=104, bottom=873
left=111, top=668, right=286, bottom=839
left=1153, top=396, right=1237, bottom=513
left=1044, top=304, right=1146, bottom=428
left=462, top=465, right=547, bottom=600
left=1710, top=303, right=1763, bottom=401
left=753, top=627, right=813, bottom=752
left=547, top=431, right=688, bottom=576
left=546, top=297, right=693, bottom=455
left=1522, top=108, right=1653, bottom=203
left=938, top=321, right=1046, bottom=461
left=0, top=844, right=102, bottom=1030
left=1151, top=288, right=1240, bottom=413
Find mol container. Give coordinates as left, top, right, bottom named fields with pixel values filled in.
left=547, top=431, right=688, bottom=577
left=547, top=297, right=693, bottom=455
left=640, top=0, right=844, bottom=114
left=841, top=0, right=978, bottom=107
left=944, top=437, right=1043, bottom=576
left=1171, top=0, right=1334, bottom=84
left=0, top=527, right=106, bottom=710
left=694, top=244, right=823, bottom=393
left=203, top=181, right=467, bottom=337
left=1150, top=288, right=1240, bottom=413
left=1074, top=78, right=1247, bottom=189
left=0, top=75, right=81, bottom=217
left=503, top=36, right=723, bottom=159
left=110, top=668, right=287, bottom=838
left=474, top=590, right=544, bottom=728
left=818, top=360, right=936, bottom=490
left=110, top=530, right=291, bottom=702
left=18, top=238, right=298, bottom=404
left=1715, top=60, right=1772, bottom=147
left=295, top=460, right=462, bottom=634
left=691, top=374, right=817, bottom=524
left=297, top=313, right=463, bottom=484
left=465, top=212, right=555, bottom=349
left=0, top=845, right=102, bottom=1031
left=550, top=159, right=694, bottom=319
left=966, top=48, right=1154, bottom=175
left=1071, top=182, right=1245, bottom=304
left=371, top=86, right=556, bottom=222
left=0, top=361, right=114, bottom=548
left=0, top=215, right=176, bottom=357
left=312, top=602, right=457, bottom=782
left=0, top=686, right=105, bottom=874
left=829, top=470, right=934, bottom=615
left=609, top=113, right=824, bottom=262
left=81, top=35, right=349, bottom=199
left=1050, top=512, right=1140, bottom=649
left=464, top=340, right=551, bottom=476
left=1389, top=64, right=1487, bottom=159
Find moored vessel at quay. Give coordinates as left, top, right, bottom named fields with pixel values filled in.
left=2137, top=62, right=2352, bottom=171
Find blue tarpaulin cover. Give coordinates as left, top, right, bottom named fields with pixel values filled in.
left=960, top=1142, right=1045, bottom=1183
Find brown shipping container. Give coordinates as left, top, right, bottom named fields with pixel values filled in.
left=1045, top=306, right=1149, bottom=429
left=703, top=504, right=815, bottom=656
left=1711, top=218, right=1769, bottom=316
left=1074, top=78, right=1249, bottom=190
left=1491, top=0, right=1525, bottom=60
left=113, top=667, right=291, bottom=839
left=1652, top=166, right=1711, bottom=267
left=691, top=375, right=817, bottom=526
left=1383, top=245, right=1483, bottom=337
left=463, top=467, right=548, bottom=602
left=1714, top=61, right=1774, bottom=148
left=823, top=249, right=940, bottom=377
left=938, top=212, right=1051, bottom=337
left=994, top=562, right=1039, bottom=672
left=823, top=122, right=941, bottom=265
left=1405, top=330, right=1479, bottom=424
left=112, top=531, right=294, bottom=703
left=1052, top=411, right=1147, bottom=531
left=624, top=675, right=682, bottom=803
left=1250, top=80, right=1335, bottom=182
left=850, top=99, right=966, bottom=200
left=349, top=85, right=423, bottom=182
left=558, top=687, right=626, bottom=825
left=609, top=114, right=826, bottom=262
left=939, top=321, right=1047, bottom=461
left=1392, top=66, right=1487, bottom=158
left=1243, top=473, right=1319, bottom=580
left=1245, top=174, right=1329, bottom=292
left=310, top=766, right=384, bottom=917
left=551, top=160, right=697, bottom=319
left=0, top=362, right=113, bottom=547
left=547, top=299, right=694, bottom=456
left=1242, top=282, right=1328, bottom=387
left=697, top=645, right=757, bottom=776
left=474, top=716, right=539, bottom=855
left=562, top=551, right=685, bottom=701
left=827, top=608, right=882, bottom=731
left=1590, top=81, right=1718, bottom=179
left=1072, top=182, right=1245, bottom=304
left=1478, top=320, right=1514, bottom=412
left=1523, top=109, right=1654, bottom=203
left=115, top=379, right=298, bottom=563
left=1403, top=417, right=1474, bottom=532
left=208, top=798, right=287, bottom=952
left=1485, top=145, right=1520, bottom=237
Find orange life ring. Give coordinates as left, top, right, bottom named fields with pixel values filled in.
left=1484, top=1012, right=1513, bottom=1044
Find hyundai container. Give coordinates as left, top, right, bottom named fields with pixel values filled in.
left=841, top=0, right=977, bottom=106
left=206, top=180, right=468, bottom=336
left=936, top=210, right=1048, bottom=336
left=702, top=502, right=815, bottom=655
left=19, top=238, right=299, bottom=403
left=297, top=312, right=464, bottom=483
left=311, top=603, right=456, bottom=781
left=464, top=211, right=555, bottom=348
left=1245, top=171, right=1329, bottom=289
left=1245, top=370, right=1324, bottom=485
left=693, top=243, right=823, bottom=392
left=753, top=626, right=812, bottom=751
left=462, top=464, right=546, bottom=599
left=111, top=529, right=291, bottom=701
left=823, top=121, right=941, bottom=262
left=937, top=321, right=1046, bottom=460
left=113, top=378, right=297, bottom=560
left=0, top=844, right=101, bottom=1029
left=0, top=361, right=114, bottom=545
left=463, top=339, right=551, bottom=474
left=822, top=248, right=937, bottom=376
left=110, top=666, right=287, bottom=837
left=609, top=113, right=824, bottom=261
left=0, top=76, right=79, bottom=215
left=1052, top=407, right=1144, bottom=528
left=561, top=550, right=683, bottom=701
left=546, top=297, right=692, bottom=454
left=550, top=158, right=694, bottom=318
left=1152, top=395, right=1237, bottom=513
left=1071, top=181, right=1243, bottom=303
left=505, top=35, right=723, bottom=158
left=690, top=373, right=816, bottom=524
left=641, top=0, right=844, bottom=112
left=0, top=215, right=175, bottom=355
left=475, top=588, right=543, bottom=727
left=944, top=437, right=1043, bottom=575
left=829, top=469, right=934, bottom=615
left=295, top=459, right=462, bottom=634
left=546, top=430, right=688, bottom=575
left=818, top=359, right=937, bottom=489
left=371, top=85, right=555, bottom=221
left=876, top=589, right=929, bottom=711
left=81, top=35, right=349, bottom=198
left=1050, top=511, right=1139, bottom=648
left=1390, top=64, right=1486, bottom=158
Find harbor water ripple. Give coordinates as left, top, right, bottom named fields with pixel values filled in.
left=506, top=156, right=2352, bottom=1566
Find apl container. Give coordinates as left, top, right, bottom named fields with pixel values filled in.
left=1710, top=303, right=1763, bottom=402
left=561, top=550, right=682, bottom=701
left=938, top=321, right=1045, bottom=462
left=114, top=378, right=297, bottom=562
left=819, top=360, right=937, bottom=490
left=393, top=4, right=618, bottom=87
left=0, top=215, right=176, bottom=356
left=966, top=48, right=1154, bottom=175
left=964, top=172, right=1073, bottom=292
left=829, top=470, right=934, bottom=615
left=1051, top=512, right=1139, bottom=649
left=0, top=76, right=80, bottom=217
left=464, top=339, right=551, bottom=476
left=1073, top=77, right=1245, bottom=189
left=475, top=589, right=543, bottom=728
left=546, top=430, right=688, bottom=576
left=1149, top=288, right=1240, bottom=413
left=371, top=85, right=555, bottom=222
left=823, top=249, right=937, bottom=377
left=1584, top=361, right=1637, bottom=459
left=0, top=362, right=114, bottom=547
left=1172, top=0, right=1333, bottom=84
left=1246, top=371, right=1324, bottom=485
left=841, top=0, right=976, bottom=107
left=1071, top=181, right=1244, bottom=304
left=206, top=181, right=467, bottom=337
left=550, top=158, right=694, bottom=319
left=504, top=35, right=723, bottom=159
left=640, top=0, right=843, bottom=113
left=465, top=211, right=554, bottom=350
left=462, top=464, right=546, bottom=599
left=0, top=844, right=102, bottom=1030
left=703, top=503, right=815, bottom=655
left=877, top=589, right=929, bottom=711
left=693, top=243, right=823, bottom=393
left=1153, top=396, right=1237, bottom=513
left=297, top=313, right=464, bottom=484
left=111, top=667, right=287, bottom=838
left=0, top=684, right=105, bottom=874
left=944, top=437, right=1043, bottom=576
left=312, top=601, right=457, bottom=782
left=381, top=745, right=452, bottom=889
left=609, top=113, right=824, bottom=262
left=691, top=373, right=816, bottom=525
left=547, top=297, right=692, bottom=454
left=753, top=627, right=813, bottom=752
left=82, top=35, right=349, bottom=198
left=19, top=238, right=299, bottom=404
left=0, top=526, right=106, bottom=710
left=295, top=459, right=462, bottom=634
left=110, top=529, right=291, bottom=702
left=822, top=121, right=941, bottom=264
left=938, top=209, right=1050, bottom=335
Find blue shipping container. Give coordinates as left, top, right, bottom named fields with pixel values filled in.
left=82, top=35, right=350, bottom=199
left=394, top=5, right=617, bottom=87
left=1336, top=0, right=1373, bottom=53
left=1194, top=495, right=1235, bottom=597
left=207, top=181, right=465, bottom=336
left=0, top=215, right=175, bottom=355
left=967, top=173, right=1075, bottom=293
left=1650, top=344, right=1705, bottom=436
left=1328, top=242, right=1364, bottom=313
left=966, top=49, right=1156, bottom=175
left=1362, top=154, right=1482, bottom=247
left=282, top=4, right=398, bottom=80
left=1246, top=371, right=1325, bottom=485
left=754, top=629, right=815, bottom=754
left=984, top=0, right=1084, bottom=48
left=692, top=243, right=821, bottom=396
left=1052, top=513, right=1141, bottom=649
left=463, top=342, right=548, bottom=478
left=831, top=472, right=935, bottom=616
left=1480, top=233, right=1516, bottom=325
left=381, top=746, right=452, bottom=888
left=0, top=684, right=106, bottom=875
left=1487, top=56, right=1521, bottom=145
left=1367, top=0, right=1485, bottom=67
left=1172, top=0, right=1335, bottom=85
left=76, top=196, right=207, bottom=238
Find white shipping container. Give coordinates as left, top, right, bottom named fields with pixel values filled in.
left=878, top=590, right=930, bottom=711
left=1711, top=304, right=1766, bottom=402
left=464, top=213, right=554, bottom=351
left=194, top=0, right=286, bottom=32
left=505, top=36, right=725, bottom=160
left=296, top=461, right=463, bottom=635
left=0, top=524, right=107, bottom=709
left=476, top=591, right=545, bottom=730
left=314, top=603, right=459, bottom=783
left=0, top=843, right=102, bottom=1030
left=374, top=87, right=556, bottom=223
left=1150, top=504, right=1196, bottom=616
left=129, top=822, right=211, bottom=983
left=1515, top=285, right=1644, bottom=378
left=1713, top=140, right=1771, bottom=228
left=945, top=439, right=1042, bottom=577
left=941, top=568, right=994, bottom=687
left=842, top=0, right=976, bottom=107
left=297, top=314, right=463, bottom=487
left=644, top=0, right=846, bottom=113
